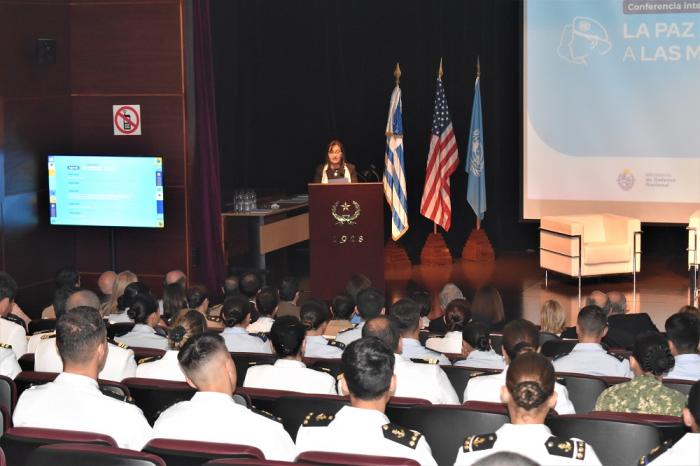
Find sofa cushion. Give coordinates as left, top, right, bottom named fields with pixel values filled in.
left=584, top=242, right=630, bottom=265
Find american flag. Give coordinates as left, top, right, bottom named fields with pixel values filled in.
left=420, top=75, right=459, bottom=231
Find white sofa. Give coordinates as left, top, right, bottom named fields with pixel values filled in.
left=689, top=209, right=700, bottom=270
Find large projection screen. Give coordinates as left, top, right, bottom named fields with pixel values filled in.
left=524, top=0, right=700, bottom=223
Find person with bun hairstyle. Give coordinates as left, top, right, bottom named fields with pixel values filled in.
left=595, top=332, right=686, bottom=416
left=301, top=300, right=345, bottom=358
left=426, top=299, right=471, bottom=355
left=455, top=352, right=602, bottom=465
left=454, top=321, right=505, bottom=370
left=464, top=319, right=576, bottom=414
left=109, top=281, right=150, bottom=324
left=220, top=296, right=272, bottom=354
left=115, top=293, right=168, bottom=350
left=136, top=310, right=206, bottom=381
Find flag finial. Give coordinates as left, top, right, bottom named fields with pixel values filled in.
left=438, top=58, right=444, bottom=79
left=476, top=56, right=481, bottom=77
left=394, top=62, right=401, bottom=85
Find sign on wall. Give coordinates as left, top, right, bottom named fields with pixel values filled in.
left=113, top=105, right=141, bottom=136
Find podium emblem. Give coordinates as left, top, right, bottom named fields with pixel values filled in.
left=331, top=201, right=361, bottom=225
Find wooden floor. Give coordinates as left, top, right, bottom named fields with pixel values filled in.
left=384, top=252, right=697, bottom=330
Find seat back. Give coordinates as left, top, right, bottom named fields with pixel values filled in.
left=18, top=354, right=35, bottom=372
left=236, top=387, right=296, bottom=414
left=230, top=353, right=277, bottom=387
left=107, top=323, right=135, bottom=339
left=296, top=451, right=419, bottom=466
left=27, top=443, right=165, bottom=466
left=586, top=411, right=687, bottom=444
left=271, top=394, right=349, bottom=440
left=384, top=397, right=432, bottom=422
left=131, top=347, right=167, bottom=363
left=27, top=319, right=56, bottom=336
left=203, top=460, right=295, bottom=466
left=303, top=358, right=343, bottom=379
left=555, top=373, right=609, bottom=414
left=540, top=339, right=577, bottom=358
left=143, top=438, right=264, bottom=466
left=123, top=378, right=196, bottom=425
left=662, top=378, right=694, bottom=395
left=14, top=371, right=59, bottom=397
left=0, top=376, right=17, bottom=415
left=441, top=366, right=501, bottom=403
left=488, top=334, right=503, bottom=355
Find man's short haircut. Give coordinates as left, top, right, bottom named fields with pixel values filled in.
left=342, top=337, right=395, bottom=401
left=54, top=266, right=80, bottom=290
left=0, top=272, right=18, bottom=301
left=240, top=271, right=263, bottom=298
left=345, top=274, right=372, bottom=303
left=472, top=452, right=540, bottom=466
left=409, top=290, right=432, bottom=317
left=186, top=286, right=209, bottom=309
left=577, top=305, right=608, bottom=337
left=255, top=286, right=279, bottom=316
left=585, top=290, right=611, bottom=315
left=270, top=316, right=305, bottom=357
left=278, top=277, right=298, bottom=302
left=356, top=288, right=385, bottom=320
left=688, top=379, right=700, bottom=426
left=223, top=275, right=239, bottom=298
left=361, top=316, right=400, bottom=353
left=665, top=312, right=700, bottom=354
left=388, top=299, right=420, bottom=334
left=53, top=287, right=76, bottom=319
left=178, top=332, right=228, bottom=382
left=66, top=289, right=101, bottom=313
left=56, top=306, right=106, bottom=365
left=607, top=291, right=627, bottom=315
left=331, top=294, right=355, bottom=320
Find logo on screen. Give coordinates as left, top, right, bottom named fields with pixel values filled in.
left=558, top=17, right=612, bottom=65
left=617, top=169, right=635, bottom=191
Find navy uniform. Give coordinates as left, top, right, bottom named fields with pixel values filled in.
left=453, top=349, right=506, bottom=370
left=304, top=335, right=344, bottom=359
left=392, top=354, right=459, bottom=404
left=295, top=406, right=437, bottom=465
left=108, top=311, right=131, bottom=324
left=0, top=343, right=20, bottom=379
left=454, top=424, right=602, bottom=465
left=665, top=353, right=700, bottom=381
left=552, top=343, right=633, bottom=378
left=221, top=327, right=273, bottom=354
left=401, top=338, right=451, bottom=366
left=425, top=331, right=463, bottom=355
left=334, top=322, right=364, bottom=346
left=243, top=359, right=337, bottom=395
left=639, top=434, right=700, bottom=465
left=116, top=324, right=168, bottom=350
left=0, top=317, right=26, bottom=358
left=246, top=316, right=275, bottom=334
left=135, top=350, right=185, bottom=382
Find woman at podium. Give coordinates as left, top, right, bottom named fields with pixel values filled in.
left=313, top=139, right=357, bottom=183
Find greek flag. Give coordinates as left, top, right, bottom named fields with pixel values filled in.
left=466, top=76, right=486, bottom=221
left=383, top=84, right=409, bottom=240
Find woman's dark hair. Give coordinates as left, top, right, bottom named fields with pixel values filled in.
left=345, top=274, right=371, bottom=303
left=300, top=300, right=329, bottom=331
left=168, top=310, right=206, bottom=351
left=463, top=321, right=492, bottom=352
left=632, top=332, right=675, bottom=376
left=221, top=296, right=253, bottom=327
left=472, top=286, right=505, bottom=324
left=186, top=285, right=209, bottom=309
left=163, top=283, right=188, bottom=322
left=502, top=319, right=539, bottom=361
left=117, top=282, right=150, bottom=312
left=255, top=286, right=279, bottom=317
left=408, top=290, right=432, bottom=317
left=269, top=316, right=305, bottom=357
left=506, top=352, right=555, bottom=410
left=127, top=293, right=159, bottom=324
left=53, top=286, right=76, bottom=320
left=444, top=299, right=471, bottom=332
left=331, top=293, right=355, bottom=320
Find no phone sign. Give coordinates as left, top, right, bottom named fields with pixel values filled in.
left=113, top=105, right=141, bottom=136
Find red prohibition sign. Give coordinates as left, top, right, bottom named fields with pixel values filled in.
left=114, top=105, right=140, bottom=135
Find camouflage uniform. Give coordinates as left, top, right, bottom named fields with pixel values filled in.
left=594, top=374, right=686, bottom=416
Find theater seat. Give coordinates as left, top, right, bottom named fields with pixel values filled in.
left=230, top=353, right=278, bottom=387
left=663, top=378, right=695, bottom=395
left=462, top=400, right=509, bottom=415
left=203, top=460, right=296, bottom=466
left=586, top=411, right=687, bottom=443
left=14, top=371, right=130, bottom=403
left=295, top=451, right=420, bottom=466
left=0, top=375, right=17, bottom=415
left=27, top=319, right=56, bottom=336
left=108, top=323, right=135, bottom=339
left=384, top=396, right=432, bottom=422
left=0, top=447, right=5, bottom=466
left=143, top=438, right=264, bottom=466
left=555, top=372, right=616, bottom=414
left=236, top=387, right=297, bottom=414
left=18, top=354, right=34, bottom=372
left=27, top=443, right=165, bottom=466
left=123, top=378, right=196, bottom=425
left=540, top=339, right=577, bottom=358
left=131, top=347, right=166, bottom=363
left=440, top=366, right=501, bottom=403
left=271, top=394, right=349, bottom=440
left=303, top=358, right=343, bottom=379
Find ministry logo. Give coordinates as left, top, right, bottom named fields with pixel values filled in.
left=617, top=169, right=635, bottom=191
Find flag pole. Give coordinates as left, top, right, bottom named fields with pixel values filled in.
left=394, top=62, right=401, bottom=85
left=433, top=58, right=444, bottom=236
left=475, top=56, right=481, bottom=231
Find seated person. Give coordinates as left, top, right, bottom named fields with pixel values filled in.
left=664, top=312, right=700, bottom=381
left=428, top=283, right=464, bottom=333
left=187, top=285, right=223, bottom=331
left=301, top=300, right=344, bottom=359
left=296, top=337, right=437, bottom=465
left=471, top=286, right=506, bottom=332
left=152, top=333, right=295, bottom=461
left=102, top=270, right=137, bottom=318
left=110, top=281, right=150, bottom=324
left=607, top=291, right=658, bottom=348
left=115, top=293, right=168, bottom=350
left=455, top=352, right=601, bottom=465
left=561, top=291, right=629, bottom=348
left=324, top=293, right=355, bottom=338
left=41, top=265, right=80, bottom=319
left=408, top=289, right=432, bottom=330
left=426, top=299, right=470, bottom=355
left=240, top=271, right=263, bottom=321
left=464, top=319, right=576, bottom=414
left=0, top=272, right=27, bottom=357
left=595, top=332, right=687, bottom=416
left=335, top=288, right=385, bottom=346
left=136, top=310, right=205, bottom=381
left=13, top=306, right=152, bottom=450
left=220, top=296, right=272, bottom=354
left=388, top=298, right=449, bottom=365
left=539, top=299, right=566, bottom=345
left=276, top=277, right=300, bottom=318
left=243, top=316, right=336, bottom=394
left=162, top=282, right=188, bottom=326
left=246, top=286, right=279, bottom=334
left=28, top=286, right=74, bottom=353
left=552, top=305, right=633, bottom=378
left=454, top=321, right=505, bottom=370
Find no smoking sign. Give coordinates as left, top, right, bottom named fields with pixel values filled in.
left=113, top=105, right=141, bottom=136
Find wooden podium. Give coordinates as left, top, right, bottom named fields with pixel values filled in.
left=309, top=182, right=385, bottom=300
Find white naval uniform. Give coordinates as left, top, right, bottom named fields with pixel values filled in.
left=108, top=311, right=132, bottom=324
left=393, top=354, right=460, bottom=405
left=464, top=365, right=576, bottom=414
left=0, top=346, right=20, bottom=379
left=116, top=324, right=168, bottom=350
left=243, top=359, right=336, bottom=395
left=426, top=331, right=463, bottom=355
left=135, top=350, right=185, bottom=382
left=13, top=372, right=152, bottom=450
left=453, top=349, right=506, bottom=370
left=640, top=433, right=700, bottom=465
left=246, top=316, right=274, bottom=334
left=153, top=391, right=295, bottom=461
left=454, top=423, right=601, bottom=466
left=27, top=331, right=53, bottom=354
left=295, top=405, right=437, bottom=466
left=34, top=338, right=137, bottom=382
left=0, top=318, right=26, bottom=358
left=334, top=321, right=364, bottom=346
left=222, top=327, right=273, bottom=354
left=303, top=335, right=344, bottom=359
left=552, top=343, right=633, bottom=378
left=401, top=338, right=451, bottom=365
left=665, top=353, right=700, bottom=381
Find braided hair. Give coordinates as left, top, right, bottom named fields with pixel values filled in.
left=505, top=352, right=555, bottom=410
left=632, top=332, right=675, bottom=376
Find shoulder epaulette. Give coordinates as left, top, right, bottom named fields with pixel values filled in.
left=462, top=432, right=497, bottom=452
left=99, top=386, right=130, bottom=403
left=108, top=338, right=129, bottom=350
left=382, top=423, right=422, bottom=449
left=639, top=440, right=674, bottom=465
left=308, top=365, right=332, bottom=375
left=410, top=357, right=438, bottom=364
left=545, top=436, right=587, bottom=460
left=302, top=411, right=334, bottom=427
left=40, top=332, right=57, bottom=340
left=553, top=351, right=572, bottom=361
left=0, top=342, right=11, bottom=349
left=607, top=350, right=626, bottom=362
left=207, top=315, right=222, bottom=323
left=251, top=407, right=282, bottom=423
left=32, top=329, right=54, bottom=335
left=252, top=332, right=268, bottom=342
left=337, top=324, right=358, bottom=334
left=327, top=340, right=345, bottom=349
left=137, top=355, right=162, bottom=365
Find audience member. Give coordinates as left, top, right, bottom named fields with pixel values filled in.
left=301, top=300, right=344, bottom=358
left=102, top=270, right=137, bottom=317
left=335, top=288, right=385, bottom=345
left=464, top=319, right=576, bottom=414
left=111, top=281, right=149, bottom=324
left=246, top=286, right=279, bottom=333
left=553, top=305, right=633, bottom=378
left=454, top=321, right=505, bottom=370
left=389, top=298, right=450, bottom=365
left=409, top=289, right=432, bottom=329
left=152, top=333, right=295, bottom=460
left=664, top=312, right=700, bottom=381
left=428, top=283, right=464, bottom=333
left=13, top=306, right=151, bottom=450
left=539, top=299, right=566, bottom=345
left=116, top=293, right=168, bottom=350
left=222, top=274, right=240, bottom=298
left=276, top=276, right=300, bottom=318
left=41, top=265, right=81, bottom=319
left=455, top=352, right=601, bottom=465
left=607, top=290, right=658, bottom=347
left=97, top=270, right=116, bottom=306
left=240, top=271, right=263, bottom=301
left=187, top=285, right=221, bottom=331
left=0, top=272, right=27, bottom=357
left=426, top=298, right=470, bottom=354
left=243, top=316, right=336, bottom=394
left=296, top=337, right=437, bottom=465
left=595, top=332, right=686, bottom=416
left=561, top=291, right=630, bottom=347
left=66, top=288, right=101, bottom=311
left=471, top=286, right=506, bottom=332
left=162, top=282, right=188, bottom=325
left=471, top=452, right=540, bottom=466
left=345, top=273, right=372, bottom=304
left=220, top=296, right=272, bottom=354
left=679, top=305, right=700, bottom=318
left=324, top=293, right=355, bottom=338
left=164, top=269, right=187, bottom=287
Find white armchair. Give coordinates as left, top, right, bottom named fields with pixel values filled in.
left=690, top=209, right=700, bottom=306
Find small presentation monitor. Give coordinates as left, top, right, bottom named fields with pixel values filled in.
left=48, top=154, right=164, bottom=228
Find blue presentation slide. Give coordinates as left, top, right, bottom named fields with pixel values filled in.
left=48, top=155, right=164, bottom=228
